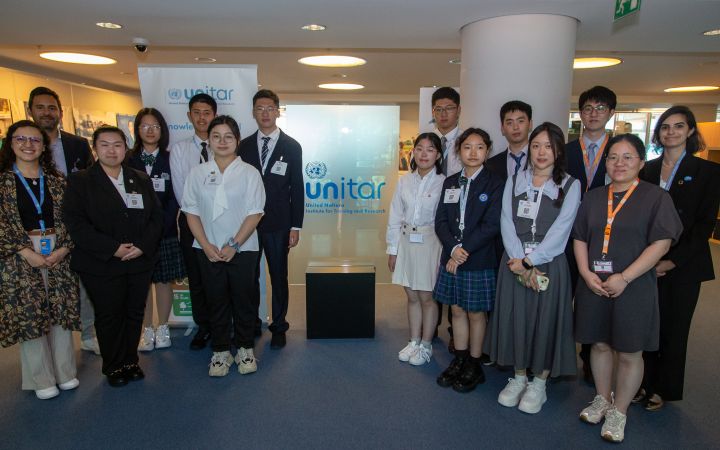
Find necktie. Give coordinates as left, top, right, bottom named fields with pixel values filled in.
left=509, top=152, right=525, bottom=176
left=261, top=136, right=271, bottom=167
left=200, top=142, right=208, bottom=163
left=141, top=153, right=156, bottom=167
left=459, top=175, right=468, bottom=188
left=441, top=136, right=448, bottom=175
left=587, top=142, right=598, bottom=164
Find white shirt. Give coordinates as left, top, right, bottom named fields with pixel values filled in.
left=106, top=170, right=127, bottom=205
left=170, top=134, right=212, bottom=204
left=505, top=145, right=529, bottom=178
left=142, top=148, right=160, bottom=175
left=256, top=127, right=281, bottom=174
left=386, top=170, right=445, bottom=255
left=435, top=125, right=462, bottom=176
left=500, top=169, right=581, bottom=266
left=181, top=157, right=265, bottom=252
left=49, top=129, right=68, bottom=175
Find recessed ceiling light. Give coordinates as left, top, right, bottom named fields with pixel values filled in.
left=96, top=22, right=122, bottom=29
left=573, top=57, right=622, bottom=69
left=301, top=24, right=326, bottom=31
left=702, top=28, right=720, bottom=36
left=194, top=57, right=217, bottom=63
left=299, top=56, right=366, bottom=67
left=39, top=52, right=116, bottom=65
left=318, top=83, right=364, bottom=90
left=449, top=58, right=461, bottom=64
left=664, top=85, right=719, bottom=93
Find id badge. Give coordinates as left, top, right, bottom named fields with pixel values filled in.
left=206, top=173, right=220, bottom=185
left=593, top=260, right=613, bottom=274
left=126, top=193, right=144, bottom=209
left=444, top=188, right=460, bottom=203
left=271, top=161, right=288, bottom=176
left=39, top=238, right=52, bottom=256
left=152, top=177, right=165, bottom=192
left=517, top=200, right=536, bottom=219
left=409, top=233, right=424, bottom=244
left=523, top=241, right=539, bottom=255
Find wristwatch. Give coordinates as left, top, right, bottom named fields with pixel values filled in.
left=521, top=258, right=534, bottom=270
left=227, top=237, right=241, bottom=252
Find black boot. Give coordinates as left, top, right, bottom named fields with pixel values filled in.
left=452, top=357, right=485, bottom=392
left=437, top=350, right=468, bottom=387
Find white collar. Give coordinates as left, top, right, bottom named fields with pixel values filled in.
left=259, top=128, right=281, bottom=140
left=142, top=148, right=160, bottom=157
left=513, top=169, right=568, bottom=200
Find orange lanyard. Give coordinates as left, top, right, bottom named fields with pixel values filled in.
left=580, top=134, right=609, bottom=191
left=602, top=179, right=639, bottom=257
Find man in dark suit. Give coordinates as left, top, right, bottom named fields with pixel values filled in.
left=28, top=86, right=99, bottom=355
left=486, top=100, right=533, bottom=180
left=239, top=89, right=303, bottom=349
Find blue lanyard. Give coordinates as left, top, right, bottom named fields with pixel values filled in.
left=13, top=164, right=46, bottom=234
left=664, top=150, right=686, bottom=191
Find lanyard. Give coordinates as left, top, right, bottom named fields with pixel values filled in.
left=458, top=176, right=469, bottom=234
left=663, top=150, right=686, bottom=191
left=526, top=178, right=547, bottom=240
left=603, top=179, right=639, bottom=257
left=411, top=171, right=434, bottom=226
left=13, top=164, right=46, bottom=234
left=580, top=134, right=608, bottom=190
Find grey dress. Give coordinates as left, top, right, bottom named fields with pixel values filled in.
left=485, top=175, right=578, bottom=377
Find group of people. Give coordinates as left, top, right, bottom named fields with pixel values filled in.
left=386, top=86, right=719, bottom=443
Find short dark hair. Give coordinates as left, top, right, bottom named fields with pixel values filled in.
left=456, top=127, right=492, bottom=154
left=188, top=93, right=218, bottom=114
left=409, top=132, right=443, bottom=174
left=578, top=85, right=617, bottom=110
left=529, top=122, right=568, bottom=201
left=131, top=108, right=170, bottom=155
left=432, top=87, right=460, bottom=107
left=28, top=86, right=62, bottom=110
left=500, top=100, right=532, bottom=122
left=606, top=133, right=647, bottom=161
left=253, top=89, right=280, bottom=108
left=0, top=120, right=57, bottom=175
left=208, top=115, right=241, bottom=148
left=651, top=105, right=705, bottom=155
left=92, top=125, right=127, bottom=148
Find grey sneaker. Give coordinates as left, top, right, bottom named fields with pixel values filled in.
left=235, top=348, right=257, bottom=374
left=580, top=394, right=611, bottom=424
left=498, top=378, right=527, bottom=408
left=209, top=351, right=233, bottom=377
left=601, top=407, right=627, bottom=442
left=137, top=327, right=154, bottom=352
left=154, top=324, right=172, bottom=349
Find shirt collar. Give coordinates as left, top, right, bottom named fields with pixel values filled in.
left=582, top=132, right=606, bottom=149
left=508, top=144, right=528, bottom=157
left=461, top=166, right=483, bottom=182
left=513, top=169, right=566, bottom=200
left=192, top=134, right=208, bottom=148
left=259, top=127, right=281, bottom=141
left=142, top=148, right=160, bottom=157
left=437, top=125, right=460, bottom=141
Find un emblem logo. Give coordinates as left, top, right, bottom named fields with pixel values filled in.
left=305, top=161, right=327, bottom=179
left=168, top=89, right=182, bottom=101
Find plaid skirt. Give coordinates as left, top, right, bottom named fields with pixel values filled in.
left=153, top=236, right=187, bottom=283
left=433, top=266, right=496, bottom=312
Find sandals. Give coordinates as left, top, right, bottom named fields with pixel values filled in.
left=644, top=394, right=664, bottom=411
left=632, top=388, right=647, bottom=403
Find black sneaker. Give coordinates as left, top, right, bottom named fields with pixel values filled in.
left=270, top=333, right=286, bottom=349
left=437, top=354, right=467, bottom=387
left=190, top=329, right=211, bottom=350
left=452, top=360, right=485, bottom=392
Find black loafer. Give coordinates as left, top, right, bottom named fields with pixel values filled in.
left=437, top=355, right=467, bottom=387
left=124, top=364, right=145, bottom=381
left=270, top=333, right=286, bottom=349
left=107, top=369, right=128, bottom=387
left=452, top=362, right=485, bottom=393
left=190, top=329, right=211, bottom=350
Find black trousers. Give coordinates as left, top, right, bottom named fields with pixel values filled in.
left=642, top=279, right=701, bottom=401
left=253, top=230, right=291, bottom=335
left=81, top=270, right=152, bottom=374
left=178, top=213, right=210, bottom=331
left=197, top=250, right=258, bottom=351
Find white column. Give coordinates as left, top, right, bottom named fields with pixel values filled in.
left=460, top=14, right=578, bottom=156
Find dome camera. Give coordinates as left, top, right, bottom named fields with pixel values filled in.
left=132, top=37, right=149, bottom=53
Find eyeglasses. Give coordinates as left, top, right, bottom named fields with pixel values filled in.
left=606, top=154, right=641, bottom=163
left=432, top=106, right=458, bottom=115
left=254, top=106, right=278, bottom=114
left=13, top=135, right=43, bottom=146
left=581, top=104, right=610, bottom=115
left=139, top=124, right=161, bottom=132
left=210, top=134, right=237, bottom=143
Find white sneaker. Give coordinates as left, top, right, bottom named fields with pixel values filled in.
left=209, top=351, right=233, bottom=377
left=498, top=378, right=527, bottom=407
left=35, top=386, right=59, bottom=400
left=154, top=324, right=172, bottom=349
left=137, top=327, right=155, bottom=351
left=601, top=407, right=627, bottom=443
left=398, top=341, right=419, bottom=362
left=580, top=394, right=611, bottom=424
left=80, top=338, right=100, bottom=355
left=409, top=345, right=432, bottom=366
left=58, top=378, right=79, bottom=391
left=518, top=380, right=547, bottom=414
left=235, top=348, right=257, bottom=375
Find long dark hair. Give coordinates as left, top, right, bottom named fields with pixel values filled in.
left=409, top=132, right=443, bottom=174
left=131, top=108, right=170, bottom=157
left=455, top=127, right=492, bottom=154
left=651, top=105, right=705, bottom=155
left=528, top=122, right=567, bottom=206
left=0, top=120, right=58, bottom=176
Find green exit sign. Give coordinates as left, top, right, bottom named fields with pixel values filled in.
left=615, top=0, right=641, bottom=21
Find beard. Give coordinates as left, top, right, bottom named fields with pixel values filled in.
left=35, top=115, right=59, bottom=133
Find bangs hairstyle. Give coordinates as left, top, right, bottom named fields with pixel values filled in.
left=409, top=132, right=443, bottom=174
left=529, top=122, right=567, bottom=206
left=606, top=133, right=647, bottom=161
left=0, top=120, right=58, bottom=175
left=500, top=100, right=533, bottom=122
left=208, top=115, right=241, bottom=144
left=131, top=108, right=170, bottom=155
left=455, top=127, right=492, bottom=154
left=188, top=93, right=218, bottom=114
left=253, top=89, right=280, bottom=108
left=92, top=125, right=128, bottom=148
left=431, top=87, right=460, bottom=106
left=651, top=105, right=705, bottom=155
left=578, top=85, right=617, bottom=110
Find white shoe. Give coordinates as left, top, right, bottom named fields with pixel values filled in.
left=58, top=378, right=79, bottom=391
left=209, top=351, right=233, bottom=377
left=580, top=394, right=612, bottom=424
left=154, top=324, right=172, bottom=349
left=409, top=345, right=432, bottom=366
left=235, top=348, right=257, bottom=375
left=518, top=380, right=547, bottom=414
left=35, top=386, right=59, bottom=400
left=80, top=338, right=100, bottom=355
left=498, top=377, right=527, bottom=407
left=398, top=341, right=419, bottom=362
left=601, top=407, right=626, bottom=443
left=137, top=327, right=155, bottom=351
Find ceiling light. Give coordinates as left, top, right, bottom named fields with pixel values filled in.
left=96, top=22, right=122, bottom=29
left=299, top=56, right=366, bottom=67
left=573, top=57, right=622, bottom=69
left=702, top=28, right=720, bottom=36
left=449, top=58, right=461, bottom=64
left=664, top=86, right=719, bottom=93
left=194, top=57, right=217, bottom=63
left=301, top=24, right=326, bottom=31
left=39, top=52, right=116, bottom=65
left=318, top=83, right=364, bottom=90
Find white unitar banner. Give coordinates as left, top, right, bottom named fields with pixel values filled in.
left=137, top=64, right=258, bottom=146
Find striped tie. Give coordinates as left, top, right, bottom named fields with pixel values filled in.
left=261, top=137, right=271, bottom=167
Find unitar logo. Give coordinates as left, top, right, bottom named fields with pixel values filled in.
left=167, top=86, right=234, bottom=101
left=304, top=161, right=385, bottom=200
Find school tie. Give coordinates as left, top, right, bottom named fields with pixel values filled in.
left=200, top=142, right=208, bottom=163
left=509, top=152, right=525, bottom=175
left=261, top=136, right=271, bottom=167
left=587, top=142, right=598, bottom=164
left=140, top=153, right=156, bottom=167
left=441, top=136, right=448, bottom=175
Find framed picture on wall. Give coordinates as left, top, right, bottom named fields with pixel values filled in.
left=0, top=98, right=14, bottom=140
left=72, top=108, right=116, bottom=143
left=116, top=114, right=136, bottom=148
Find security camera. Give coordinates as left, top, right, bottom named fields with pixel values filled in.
left=132, top=37, right=149, bottom=53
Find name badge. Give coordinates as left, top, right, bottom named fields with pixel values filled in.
left=444, top=188, right=460, bottom=203
left=517, top=200, right=537, bottom=219
left=271, top=161, right=288, bottom=176
left=593, top=260, right=613, bottom=274
left=409, top=233, right=424, bottom=244
left=523, top=241, right=539, bottom=255
left=206, top=172, right=220, bottom=185
left=126, top=193, right=144, bottom=209
left=152, top=177, right=165, bottom=192
left=39, top=238, right=52, bottom=256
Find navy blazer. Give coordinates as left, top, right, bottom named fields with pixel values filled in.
left=485, top=149, right=529, bottom=181
left=640, top=154, right=720, bottom=283
left=565, top=139, right=607, bottom=197
left=435, top=168, right=504, bottom=270
left=127, top=149, right=179, bottom=238
left=60, top=131, right=94, bottom=174
left=239, top=130, right=304, bottom=233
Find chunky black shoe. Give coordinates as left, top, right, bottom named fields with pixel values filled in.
left=190, top=329, right=211, bottom=350
left=123, top=364, right=145, bottom=381
left=107, top=369, right=128, bottom=387
left=452, top=360, right=485, bottom=393
left=270, top=333, right=287, bottom=349
left=437, top=354, right=467, bottom=387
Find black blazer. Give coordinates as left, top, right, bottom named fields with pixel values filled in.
left=127, top=150, right=179, bottom=238
left=565, top=139, right=607, bottom=197
left=239, top=130, right=304, bottom=233
left=63, top=164, right=163, bottom=276
left=60, top=131, right=94, bottom=174
left=640, top=154, right=720, bottom=283
left=485, top=149, right=529, bottom=181
left=435, top=168, right=504, bottom=270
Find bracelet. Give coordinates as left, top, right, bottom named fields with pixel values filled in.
left=620, top=273, right=630, bottom=284
left=521, top=258, right=534, bottom=270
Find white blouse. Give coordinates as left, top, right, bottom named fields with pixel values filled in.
left=181, top=157, right=265, bottom=252
left=386, top=170, right=445, bottom=255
